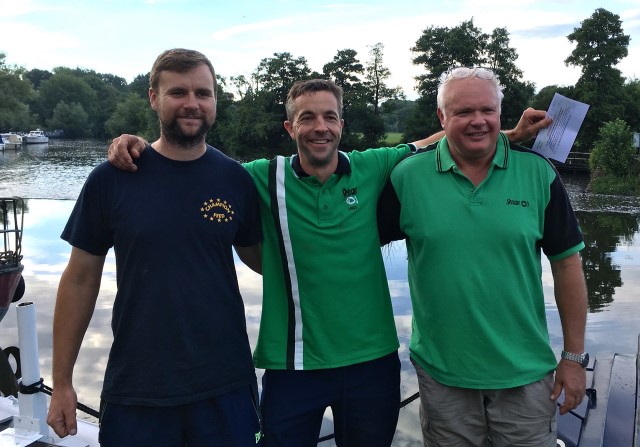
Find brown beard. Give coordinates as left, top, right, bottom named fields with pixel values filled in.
left=160, top=115, right=212, bottom=148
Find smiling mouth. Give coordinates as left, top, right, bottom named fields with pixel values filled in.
left=310, top=139, right=330, bottom=144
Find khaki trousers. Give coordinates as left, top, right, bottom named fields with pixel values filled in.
left=412, top=358, right=557, bottom=447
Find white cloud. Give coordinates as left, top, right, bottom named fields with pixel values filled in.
left=211, top=18, right=295, bottom=40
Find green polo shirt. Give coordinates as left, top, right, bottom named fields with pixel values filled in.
left=390, top=134, right=584, bottom=388
left=244, top=145, right=411, bottom=370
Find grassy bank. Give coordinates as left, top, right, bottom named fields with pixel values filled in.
left=588, top=174, right=640, bottom=196
left=384, top=132, right=403, bottom=146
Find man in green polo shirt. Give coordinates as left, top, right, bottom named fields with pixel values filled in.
left=107, top=77, right=550, bottom=446
left=379, top=67, right=588, bottom=446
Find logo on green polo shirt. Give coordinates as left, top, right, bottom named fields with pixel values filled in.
left=343, top=187, right=359, bottom=210
left=506, top=198, right=529, bottom=208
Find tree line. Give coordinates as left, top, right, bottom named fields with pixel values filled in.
left=1, top=8, right=638, bottom=163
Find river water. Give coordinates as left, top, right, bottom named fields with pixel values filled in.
left=1, top=140, right=639, bottom=446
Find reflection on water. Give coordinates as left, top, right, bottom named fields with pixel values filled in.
left=579, top=212, right=639, bottom=312
left=1, top=142, right=640, bottom=446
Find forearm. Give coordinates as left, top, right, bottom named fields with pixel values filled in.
left=52, top=253, right=103, bottom=387
left=52, top=280, right=100, bottom=386
left=551, top=253, right=588, bottom=353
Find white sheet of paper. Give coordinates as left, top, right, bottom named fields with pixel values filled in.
left=531, top=93, right=589, bottom=163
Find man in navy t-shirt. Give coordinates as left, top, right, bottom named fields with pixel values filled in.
left=47, top=48, right=263, bottom=446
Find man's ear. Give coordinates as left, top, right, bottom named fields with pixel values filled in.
left=437, top=108, right=445, bottom=128
left=284, top=120, right=294, bottom=139
left=149, top=88, right=158, bottom=111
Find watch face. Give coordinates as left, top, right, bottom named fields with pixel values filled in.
left=580, top=352, right=589, bottom=367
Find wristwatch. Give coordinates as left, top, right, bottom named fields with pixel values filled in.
left=561, top=350, right=589, bottom=367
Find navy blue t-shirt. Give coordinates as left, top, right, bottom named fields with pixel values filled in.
left=62, top=145, right=262, bottom=405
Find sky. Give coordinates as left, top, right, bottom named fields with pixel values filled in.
left=1, top=0, right=639, bottom=100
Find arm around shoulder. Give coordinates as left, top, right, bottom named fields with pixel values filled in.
left=108, top=134, right=148, bottom=172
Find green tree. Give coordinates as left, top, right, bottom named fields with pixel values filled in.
left=105, top=93, right=152, bottom=139
left=218, top=92, right=290, bottom=159
left=322, top=48, right=367, bottom=149
left=47, top=101, right=91, bottom=138
left=566, top=8, right=629, bottom=81
left=323, top=49, right=364, bottom=95
left=229, top=75, right=252, bottom=100
left=530, top=85, right=575, bottom=111
left=32, top=71, right=98, bottom=129
left=589, top=119, right=636, bottom=176
left=206, top=75, right=235, bottom=154
left=129, top=73, right=150, bottom=99
left=322, top=44, right=403, bottom=150
left=565, top=8, right=630, bottom=151
left=254, top=52, right=311, bottom=108
left=621, top=78, right=640, bottom=133
left=484, top=28, right=535, bottom=129
left=405, top=19, right=535, bottom=141
left=24, top=68, right=52, bottom=89
left=0, top=53, right=36, bottom=131
left=412, top=19, right=487, bottom=100
left=354, top=43, right=403, bottom=148
left=224, top=52, right=312, bottom=156
left=60, top=68, right=128, bottom=138
left=364, top=43, right=403, bottom=115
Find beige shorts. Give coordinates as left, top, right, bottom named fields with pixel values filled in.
left=412, top=358, right=557, bottom=447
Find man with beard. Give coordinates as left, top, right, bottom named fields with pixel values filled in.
left=46, top=49, right=263, bottom=446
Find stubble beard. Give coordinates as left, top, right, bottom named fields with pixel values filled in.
left=299, top=135, right=340, bottom=168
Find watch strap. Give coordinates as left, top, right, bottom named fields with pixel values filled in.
left=561, top=350, right=588, bottom=367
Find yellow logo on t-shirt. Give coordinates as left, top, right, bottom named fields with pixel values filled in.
left=201, top=198, right=235, bottom=223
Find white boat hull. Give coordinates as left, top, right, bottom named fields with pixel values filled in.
left=23, top=136, right=49, bottom=144
left=23, top=131, right=49, bottom=144
left=0, top=134, right=22, bottom=150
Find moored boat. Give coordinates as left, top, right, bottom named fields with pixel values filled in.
left=22, top=130, right=49, bottom=144
left=0, top=198, right=24, bottom=321
left=0, top=134, right=22, bottom=150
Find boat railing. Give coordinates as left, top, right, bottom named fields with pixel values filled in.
left=0, top=198, right=24, bottom=268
